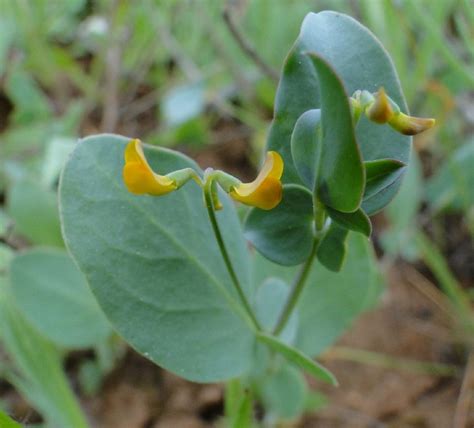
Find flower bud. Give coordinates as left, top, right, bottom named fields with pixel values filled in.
left=388, top=112, right=436, bottom=136
left=366, top=88, right=393, bottom=124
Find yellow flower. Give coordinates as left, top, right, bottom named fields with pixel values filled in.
left=123, top=139, right=177, bottom=196
left=229, top=151, right=283, bottom=210
left=388, top=112, right=436, bottom=136
left=361, top=87, right=436, bottom=135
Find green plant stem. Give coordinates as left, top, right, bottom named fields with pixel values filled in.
left=272, top=237, right=319, bottom=336
left=203, top=179, right=261, bottom=331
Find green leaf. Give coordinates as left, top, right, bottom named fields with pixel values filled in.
left=266, top=11, right=410, bottom=214
left=0, top=409, right=22, bottom=428
left=0, top=286, right=89, bottom=428
left=363, top=159, right=407, bottom=203
left=0, top=209, right=11, bottom=237
left=41, top=137, right=76, bottom=188
left=7, top=179, right=64, bottom=247
left=9, top=248, right=111, bottom=349
left=326, top=207, right=372, bottom=237
left=316, top=223, right=349, bottom=272
left=298, top=233, right=381, bottom=355
left=244, top=185, right=314, bottom=266
left=59, top=134, right=255, bottom=382
left=5, top=65, right=53, bottom=125
left=251, top=234, right=382, bottom=354
left=307, top=53, right=364, bottom=213
left=260, top=363, right=307, bottom=420
left=365, top=158, right=406, bottom=181
left=290, top=109, right=321, bottom=189
left=0, top=243, right=14, bottom=272
left=255, top=278, right=298, bottom=344
left=256, top=332, right=337, bottom=385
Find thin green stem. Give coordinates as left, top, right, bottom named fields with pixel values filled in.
left=272, top=196, right=326, bottom=336
left=272, top=237, right=319, bottom=336
left=203, top=179, right=262, bottom=331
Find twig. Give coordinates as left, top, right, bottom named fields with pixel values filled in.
left=101, top=43, right=121, bottom=132
left=156, top=16, right=201, bottom=81
left=196, top=6, right=250, bottom=90
left=222, top=5, right=279, bottom=83
left=324, top=346, right=459, bottom=377
left=100, top=1, right=121, bottom=133
left=403, top=264, right=456, bottom=321
left=454, top=351, right=474, bottom=428
left=121, top=89, right=160, bottom=122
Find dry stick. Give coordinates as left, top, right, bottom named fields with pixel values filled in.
left=156, top=18, right=202, bottom=82
left=197, top=6, right=251, bottom=91
left=121, top=89, right=161, bottom=122
left=403, top=264, right=457, bottom=321
left=121, top=16, right=202, bottom=124
left=454, top=351, right=474, bottom=428
left=101, top=42, right=121, bottom=132
left=324, top=346, right=459, bottom=377
left=222, top=6, right=279, bottom=83
left=99, top=0, right=122, bottom=133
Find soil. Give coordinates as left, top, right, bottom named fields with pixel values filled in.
left=45, top=264, right=474, bottom=427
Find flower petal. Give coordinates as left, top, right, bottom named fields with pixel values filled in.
left=366, top=87, right=393, bottom=123
left=388, top=112, right=436, bottom=135
left=229, top=151, right=283, bottom=210
left=123, top=139, right=176, bottom=196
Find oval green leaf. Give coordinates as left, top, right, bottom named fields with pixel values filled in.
left=59, top=134, right=255, bottom=382
left=9, top=248, right=111, bottom=349
left=260, top=363, right=307, bottom=420
left=297, top=233, right=381, bottom=355
left=291, top=109, right=321, bottom=189
left=7, top=179, right=64, bottom=247
left=363, top=159, right=407, bottom=201
left=326, top=207, right=372, bottom=237
left=307, top=53, right=364, bottom=212
left=244, top=185, right=314, bottom=266
left=316, top=223, right=349, bottom=272
left=250, top=234, right=382, bottom=355
left=365, top=158, right=406, bottom=181
left=266, top=11, right=410, bottom=213
left=255, top=278, right=298, bottom=344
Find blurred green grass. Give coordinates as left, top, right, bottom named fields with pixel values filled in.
left=0, top=0, right=473, bottom=425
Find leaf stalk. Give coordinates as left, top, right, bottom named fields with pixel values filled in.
left=203, top=176, right=262, bottom=331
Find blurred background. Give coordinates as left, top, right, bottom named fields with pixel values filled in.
left=0, top=0, right=473, bottom=427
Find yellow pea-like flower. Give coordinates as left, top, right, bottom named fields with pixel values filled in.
left=388, top=112, right=436, bottom=136
left=123, top=139, right=177, bottom=196
left=360, top=87, right=436, bottom=136
left=229, top=151, right=283, bottom=210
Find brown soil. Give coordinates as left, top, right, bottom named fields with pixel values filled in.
left=63, top=263, right=470, bottom=428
